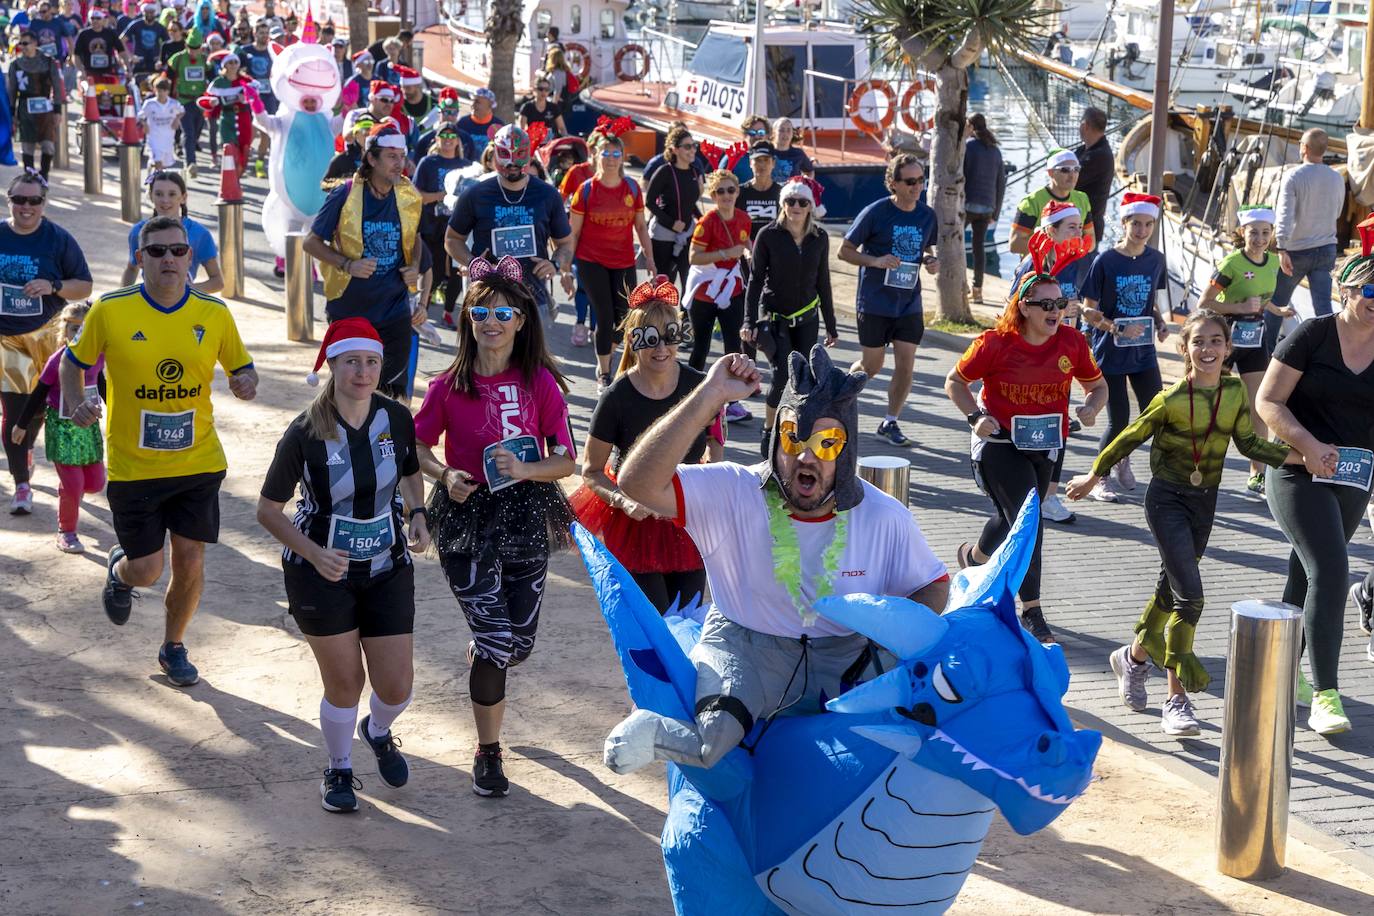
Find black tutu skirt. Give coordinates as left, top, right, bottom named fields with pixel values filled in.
left=428, top=479, right=576, bottom=561
left=568, top=483, right=703, bottom=574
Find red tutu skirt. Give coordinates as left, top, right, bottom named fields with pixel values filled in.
left=569, top=483, right=703, bottom=574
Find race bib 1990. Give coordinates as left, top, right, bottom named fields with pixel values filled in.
left=883, top=261, right=919, bottom=290
left=139, top=409, right=195, bottom=451
left=1231, top=319, right=1263, bottom=349
left=1315, top=447, right=1374, bottom=491
left=328, top=512, right=395, bottom=561
left=1011, top=414, right=1063, bottom=451
left=1113, top=316, right=1153, bottom=347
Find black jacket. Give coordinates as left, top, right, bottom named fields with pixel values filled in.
left=745, top=224, right=836, bottom=336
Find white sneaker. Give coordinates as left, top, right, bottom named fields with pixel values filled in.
left=1089, top=478, right=1120, bottom=503
left=1115, top=457, right=1137, bottom=491
left=1041, top=493, right=1076, bottom=524
left=10, top=483, right=33, bottom=515
left=1161, top=694, right=1201, bottom=737
left=603, top=708, right=662, bottom=775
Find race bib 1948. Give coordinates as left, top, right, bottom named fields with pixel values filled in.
left=139, top=409, right=195, bottom=451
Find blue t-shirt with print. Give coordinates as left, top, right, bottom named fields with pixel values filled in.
left=236, top=45, right=274, bottom=95
left=310, top=182, right=411, bottom=325
left=1080, top=246, right=1165, bottom=375
left=120, top=20, right=167, bottom=72
left=1010, top=251, right=1092, bottom=303
left=844, top=197, right=938, bottom=318
left=455, top=115, right=504, bottom=161
left=414, top=152, right=471, bottom=236
left=126, top=217, right=218, bottom=282
left=0, top=219, right=92, bottom=336
left=448, top=174, right=571, bottom=309
left=769, top=147, right=813, bottom=182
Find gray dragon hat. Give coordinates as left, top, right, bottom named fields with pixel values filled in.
left=768, top=345, right=868, bottom=511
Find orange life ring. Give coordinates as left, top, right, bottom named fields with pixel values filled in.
left=900, top=80, right=936, bottom=132
left=562, top=41, right=592, bottom=81
left=614, top=43, right=651, bottom=82
left=846, top=80, right=895, bottom=135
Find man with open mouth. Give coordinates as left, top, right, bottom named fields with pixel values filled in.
left=602, top=346, right=949, bottom=773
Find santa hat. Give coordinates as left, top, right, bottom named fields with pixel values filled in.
left=307, top=318, right=383, bottom=386
left=779, top=176, right=826, bottom=218
left=395, top=65, right=423, bottom=87
left=353, top=49, right=375, bottom=65
left=1120, top=192, right=1161, bottom=220
left=1039, top=200, right=1080, bottom=226
left=1237, top=205, right=1275, bottom=226
left=370, top=80, right=399, bottom=101
left=1046, top=148, right=1079, bottom=171
left=366, top=122, right=408, bottom=151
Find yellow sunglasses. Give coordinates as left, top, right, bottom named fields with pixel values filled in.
left=779, top=421, right=847, bottom=460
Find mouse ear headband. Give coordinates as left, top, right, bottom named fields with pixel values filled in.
left=468, top=255, right=524, bottom=284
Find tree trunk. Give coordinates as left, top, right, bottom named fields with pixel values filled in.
left=345, top=0, right=371, bottom=53
left=489, top=33, right=519, bottom=122
left=929, top=62, right=973, bottom=324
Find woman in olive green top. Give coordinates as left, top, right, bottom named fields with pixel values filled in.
left=1067, top=310, right=1297, bottom=737
left=1198, top=206, right=1295, bottom=494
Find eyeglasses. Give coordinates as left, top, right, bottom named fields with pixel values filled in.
left=779, top=421, right=847, bottom=461
left=629, top=322, right=690, bottom=350
left=142, top=243, right=191, bottom=258
left=469, top=305, right=520, bottom=323
left=714, top=186, right=738, bottom=196
left=600, top=149, right=623, bottom=159
left=1054, top=166, right=1081, bottom=174
left=676, top=142, right=698, bottom=150
left=1023, top=297, right=1070, bottom=311
left=783, top=198, right=810, bottom=209
left=896, top=177, right=924, bottom=186
left=8, top=194, right=45, bottom=206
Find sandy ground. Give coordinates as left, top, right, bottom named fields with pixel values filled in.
left=3, top=164, right=1374, bottom=915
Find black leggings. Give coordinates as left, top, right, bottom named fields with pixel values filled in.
left=631, top=569, right=707, bottom=615
left=688, top=292, right=745, bottom=372
left=973, top=443, right=1054, bottom=604
left=440, top=548, right=550, bottom=706
left=1, top=391, right=42, bottom=485
left=1099, top=367, right=1163, bottom=452
left=967, top=215, right=992, bottom=289
left=576, top=258, right=634, bottom=357
left=1267, top=466, right=1368, bottom=691
left=424, top=231, right=462, bottom=314
left=1144, top=478, right=1217, bottom=627
left=763, top=315, right=820, bottom=409
left=651, top=239, right=690, bottom=291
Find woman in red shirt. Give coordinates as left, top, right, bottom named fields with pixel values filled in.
left=568, top=134, right=656, bottom=392
left=686, top=170, right=753, bottom=420
left=944, top=272, right=1108, bottom=643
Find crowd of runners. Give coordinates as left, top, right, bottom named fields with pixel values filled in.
left=3, top=3, right=1374, bottom=819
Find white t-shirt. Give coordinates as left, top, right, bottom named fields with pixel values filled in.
left=139, top=97, right=183, bottom=138
left=674, top=461, right=946, bottom=639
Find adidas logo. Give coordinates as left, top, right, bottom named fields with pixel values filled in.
left=326, top=452, right=345, bottom=466
left=131, top=331, right=147, bottom=341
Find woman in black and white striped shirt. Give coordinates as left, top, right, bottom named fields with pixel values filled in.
left=257, top=318, right=430, bottom=814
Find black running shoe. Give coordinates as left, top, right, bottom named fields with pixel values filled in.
left=1352, top=581, right=1373, bottom=636
left=473, top=746, right=510, bottom=797
left=102, top=545, right=137, bottom=626
left=158, top=641, right=200, bottom=687
left=320, top=768, right=361, bottom=813
left=1021, top=608, right=1055, bottom=644
left=357, top=715, right=409, bottom=788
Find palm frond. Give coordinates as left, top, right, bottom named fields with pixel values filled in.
left=854, top=0, right=1055, bottom=70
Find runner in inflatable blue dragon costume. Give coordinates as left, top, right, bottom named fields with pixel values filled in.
left=579, top=346, right=1101, bottom=915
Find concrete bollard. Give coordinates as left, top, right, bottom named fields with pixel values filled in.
left=858, top=456, right=910, bottom=506
left=118, top=143, right=141, bottom=222
left=82, top=120, right=102, bottom=194
left=1216, top=599, right=1303, bottom=880
left=285, top=231, right=315, bottom=342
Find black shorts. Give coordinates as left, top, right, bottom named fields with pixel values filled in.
left=375, top=315, right=414, bottom=399
left=1226, top=342, right=1271, bottom=375
left=284, top=560, right=416, bottom=638
left=106, top=470, right=225, bottom=560
left=857, top=310, right=924, bottom=348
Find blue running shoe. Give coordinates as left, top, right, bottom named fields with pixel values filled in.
left=102, top=545, right=137, bottom=625
left=158, top=642, right=200, bottom=687
left=357, top=714, right=409, bottom=788
left=320, top=768, right=360, bottom=812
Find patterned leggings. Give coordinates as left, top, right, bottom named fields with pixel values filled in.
left=440, top=548, right=549, bottom=705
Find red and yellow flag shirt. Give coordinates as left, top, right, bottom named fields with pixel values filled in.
left=67, top=285, right=253, bottom=482
left=569, top=177, right=644, bottom=270
left=955, top=326, right=1101, bottom=438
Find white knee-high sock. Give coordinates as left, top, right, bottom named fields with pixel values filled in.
left=368, top=692, right=412, bottom=739
left=320, top=698, right=358, bottom=771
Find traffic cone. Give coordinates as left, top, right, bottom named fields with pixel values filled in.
left=218, top=144, right=242, bottom=203
left=120, top=97, right=141, bottom=145
left=82, top=81, right=99, bottom=122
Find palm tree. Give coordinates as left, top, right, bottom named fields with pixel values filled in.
left=344, top=0, right=370, bottom=53
left=488, top=0, right=525, bottom=123
left=854, top=0, right=1050, bottom=322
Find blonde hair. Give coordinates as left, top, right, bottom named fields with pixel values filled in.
left=704, top=169, right=738, bottom=196
left=305, top=375, right=342, bottom=441
left=616, top=299, right=685, bottom=376
left=60, top=301, right=91, bottom=322
left=1176, top=308, right=1231, bottom=375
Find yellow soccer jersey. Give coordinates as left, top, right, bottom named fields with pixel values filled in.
left=67, top=285, right=253, bottom=482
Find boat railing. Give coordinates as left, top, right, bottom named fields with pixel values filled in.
left=802, top=68, right=852, bottom=163
left=631, top=27, right=698, bottom=102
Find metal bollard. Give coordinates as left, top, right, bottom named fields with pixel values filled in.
left=217, top=201, right=244, bottom=299
left=857, top=456, right=910, bottom=506
left=118, top=144, right=141, bottom=222
left=285, top=231, right=314, bottom=342
left=82, top=121, right=103, bottom=194
left=53, top=105, right=69, bottom=170
left=1216, top=599, right=1303, bottom=880
left=411, top=40, right=424, bottom=75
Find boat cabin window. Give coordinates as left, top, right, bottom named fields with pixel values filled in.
left=571, top=4, right=582, bottom=35
left=691, top=32, right=748, bottom=85
left=809, top=44, right=856, bottom=119
left=765, top=44, right=805, bottom=118
left=535, top=9, right=552, bottom=38
left=600, top=8, right=616, bottom=39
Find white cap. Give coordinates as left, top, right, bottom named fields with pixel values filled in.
left=1237, top=206, right=1276, bottom=226
left=1046, top=148, right=1079, bottom=171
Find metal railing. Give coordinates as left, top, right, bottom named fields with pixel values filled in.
left=802, top=68, right=852, bottom=162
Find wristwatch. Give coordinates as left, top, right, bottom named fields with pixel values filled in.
left=966, top=409, right=988, bottom=427
left=51, top=278, right=62, bottom=294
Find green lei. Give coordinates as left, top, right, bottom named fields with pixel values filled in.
left=765, top=482, right=849, bottom=626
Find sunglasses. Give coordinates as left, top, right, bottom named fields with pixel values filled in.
left=142, top=243, right=191, bottom=258
left=896, top=177, right=924, bottom=187
left=783, top=198, right=810, bottom=208
left=469, top=305, right=520, bottom=323
left=779, top=421, right=847, bottom=461
left=676, top=142, right=698, bottom=150
left=1054, top=166, right=1081, bottom=174
left=437, top=130, right=460, bottom=138
left=1351, top=284, right=1374, bottom=299
left=746, top=128, right=767, bottom=136
left=714, top=186, right=739, bottom=196
left=600, top=149, right=623, bottom=159
left=8, top=194, right=45, bottom=206
left=1023, top=297, right=1070, bottom=311
left=536, top=86, right=550, bottom=92
left=629, top=322, right=690, bottom=350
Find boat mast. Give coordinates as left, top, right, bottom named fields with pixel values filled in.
left=1147, top=0, right=1175, bottom=198
left=1362, top=0, right=1374, bottom=128
left=751, top=0, right=768, bottom=118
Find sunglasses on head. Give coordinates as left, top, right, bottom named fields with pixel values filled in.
left=1023, top=297, right=1070, bottom=311
left=784, top=197, right=810, bottom=208
left=8, top=194, right=44, bottom=206
left=629, top=322, right=690, bottom=350
left=469, top=305, right=520, bottom=323
left=142, top=243, right=191, bottom=258
left=600, top=149, right=623, bottom=159
left=778, top=420, right=847, bottom=461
